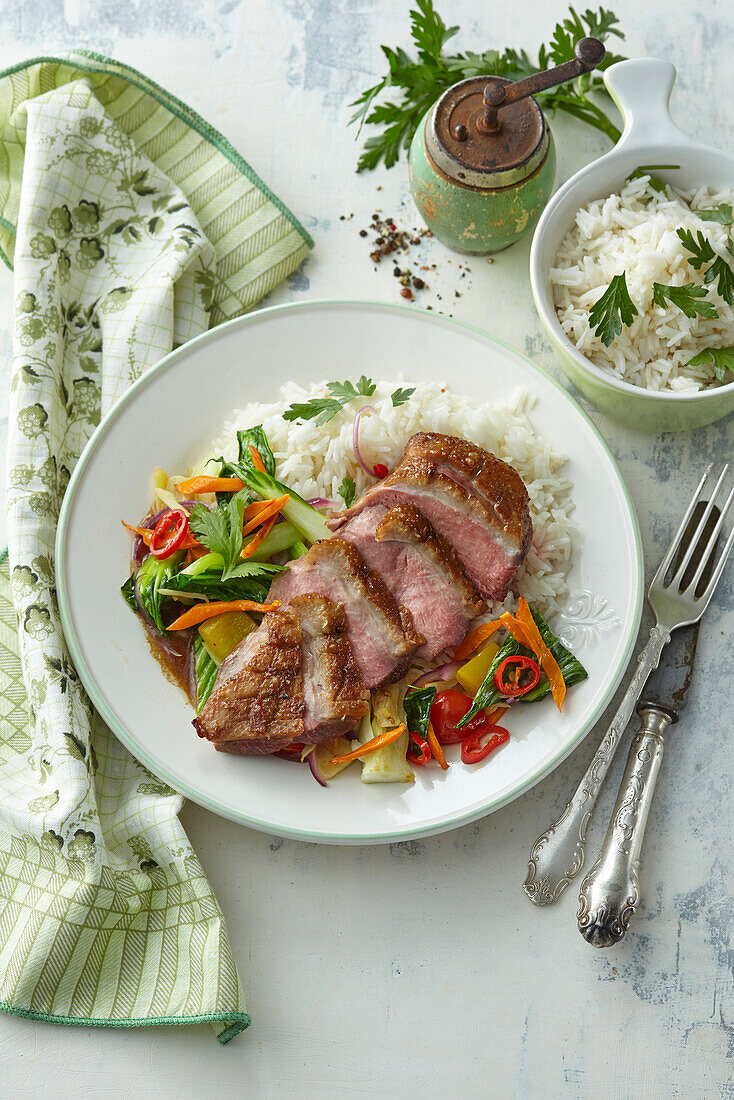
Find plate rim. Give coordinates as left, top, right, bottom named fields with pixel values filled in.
left=55, top=299, right=644, bottom=843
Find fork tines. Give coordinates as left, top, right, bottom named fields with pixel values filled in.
left=655, top=464, right=734, bottom=605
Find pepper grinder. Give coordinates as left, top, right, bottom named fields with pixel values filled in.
left=408, top=37, right=606, bottom=254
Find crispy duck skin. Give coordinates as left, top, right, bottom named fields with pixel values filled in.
left=340, top=502, right=483, bottom=660
left=193, top=605, right=304, bottom=753
left=328, top=433, right=532, bottom=601
left=269, top=537, right=424, bottom=687
left=290, top=594, right=370, bottom=738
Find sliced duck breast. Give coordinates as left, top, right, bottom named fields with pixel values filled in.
left=269, top=537, right=424, bottom=686
left=194, top=604, right=304, bottom=754
left=328, top=433, right=532, bottom=601
left=290, top=594, right=370, bottom=739
left=340, top=502, right=484, bottom=659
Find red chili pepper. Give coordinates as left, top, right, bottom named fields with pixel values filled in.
left=150, top=508, right=188, bottom=559
left=407, top=732, right=431, bottom=766
left=493, top=655, right=541, bottom=697
left=460, top=726, right=510, bottom=765
left=430, top=688, right=492, bottom=744
left=373, top=463, right=388, bottom=478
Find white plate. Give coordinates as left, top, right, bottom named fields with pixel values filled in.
left=56, top=301, right=643, bottom=844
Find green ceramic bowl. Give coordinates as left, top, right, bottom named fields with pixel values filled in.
left=530, top=58, right=734, bottom=433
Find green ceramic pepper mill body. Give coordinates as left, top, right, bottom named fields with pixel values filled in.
left=408, top=37, right=605, bottom=255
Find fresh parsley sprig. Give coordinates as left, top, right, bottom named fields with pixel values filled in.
left=350, top=1, right=626, bottom=171
left=391, top=386, right=415, bottom=406
left=283, top=377, right=414, bottom=425
left=697, top=203, right=733, bottom=226
left=589, top=273, right=638, bottom=346
left=188, top=490, right=262, bottom=581
left=677, top=228, right=716, bottom=269
left=685, top=346, right=734, bottom=383
left=704, top=254, right=734, bottom=305
left=337, top=476, right=356, bottom=507
left=651, top=282, right=718, bottom=320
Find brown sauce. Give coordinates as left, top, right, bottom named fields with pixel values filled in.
left=142, top=618, right=196, bottom=708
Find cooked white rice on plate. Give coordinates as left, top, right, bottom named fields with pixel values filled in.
left=551, top=175, right=734, bottom=392
left=207, top=379, right=576, bottom=622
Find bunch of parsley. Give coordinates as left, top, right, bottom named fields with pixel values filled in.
left=350, top=2, right=627, bottom=171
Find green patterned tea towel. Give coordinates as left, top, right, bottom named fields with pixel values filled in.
left=0, top=52, right=312, bottom=1043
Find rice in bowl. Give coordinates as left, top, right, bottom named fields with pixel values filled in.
left=551, top=175, right=734, bottom=392
left=207, top=380, right=576, bottom=623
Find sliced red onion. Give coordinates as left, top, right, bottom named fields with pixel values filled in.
left=411, top=659, right=463, bottom=689
left=353, top=405, right=378, bottom=477
left=307, top=497, right=336, bottom=509
left=308, top=751, right=328, bottom=787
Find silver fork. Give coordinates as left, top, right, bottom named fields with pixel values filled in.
left=523, top=465, right=734, bottom=906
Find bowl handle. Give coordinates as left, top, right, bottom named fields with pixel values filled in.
left=604, top=58, right=688, bottom=151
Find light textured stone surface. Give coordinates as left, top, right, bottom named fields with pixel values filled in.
left=0, top=1, right=731, bottom=1096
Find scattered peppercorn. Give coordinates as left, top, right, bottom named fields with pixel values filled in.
left=400, top=287, right=413, bottom=299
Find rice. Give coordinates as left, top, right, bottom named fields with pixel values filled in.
left=207, top=380, right=576, bottom=621
left=551, top=175, right=734, bottom=391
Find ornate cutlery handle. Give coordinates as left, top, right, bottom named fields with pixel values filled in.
left=577, top=705, right=671, bottom=946
left=523, top=624, right=670, bottom=906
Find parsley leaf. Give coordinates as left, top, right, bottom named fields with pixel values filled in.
left=696, top=203, right=733, bottom=225
left=685, top=346, right=734, bottom=383
left=188, top=490, right=254, bottom=580
left=589, top=273, right=638, bottom=346
left=283, top=377, right=376, bottom=425
left=391, top=386, right=416, bottom=406
left=337, top=476, right=356, bottom=508
left=651, top=282, right=718, bottom=319
left=627, top=164, right=679, bottom=194
left=350, top=2, right=627, bottom=171
left=704, top=255, right=734, bottom=305
left=327, top=376, right=376, bottom=403
left=282, top=397, right=344, bottom=426
left=677, top=228, right=716, bottom=269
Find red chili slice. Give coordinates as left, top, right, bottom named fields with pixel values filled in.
left=407, top=732, right=431, bottom=766
left=460, top=726, right=510, bottom=765
left=150, top=508, right=189, bottom=559
left=493, top=655, right=541, bottom=697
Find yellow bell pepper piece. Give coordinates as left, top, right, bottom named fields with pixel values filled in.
left=456, top=642, right=499, bottom=696
left=197, top=610, right=257, bottom=664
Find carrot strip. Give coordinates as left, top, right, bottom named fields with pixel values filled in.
left=242, top=499, right=281, bottom=522
left=168, top=598, right=280, bottom=631
left=515, top=597, right=566, bottom=712
left=249, top=445, right=266, bottom=473
left=176, top=476, right=245, bottom=494
left=426, top=721, right=448, bottom=770
left=330, top=723, right=406, bottom=765
left=453, top=618, right=503, bottom=661
left=122, top=520, right=153, bottom=546
left=499, top=611, right=536, bottom=652
left=242, top=494, right=289, bottom=536
left=240, top=513, right=278, bottom=560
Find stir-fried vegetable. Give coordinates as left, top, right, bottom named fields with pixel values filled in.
left=493, top=654, right=541, bottom=697
left=330, top=722, right=406, bottom=765
left=243, top=464, right=329, bottom=545
left=132, top=550, right=185, bottom=634
left=503, top=598, right=567, bottom=710
left=197, top=610, right=257, bottom=663
left=425, top=722, right=448, bottom=769
left=453, top=618, right=503, bottom=661
left=358, top=682, right=414, bottom=783
left=160, top=561, right=280, bottom=605
left=461, top=727, right=509, bottom=765
left=168, top=598, right=280, bottom=631
left=455, top=642, right=499, bottom=695
left=245, top=521, right=300, bottom=561
left=194, top=634, right=218, bottom=712
left=121, top=574, right=137, bottom=611
left=457, top=606, right=587, bottom=726
left=150, top=508, right=190, bottom=559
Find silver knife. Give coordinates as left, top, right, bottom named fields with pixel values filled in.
left=575, top=504, right=713, bottom=948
